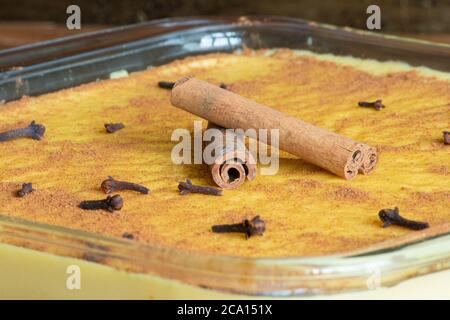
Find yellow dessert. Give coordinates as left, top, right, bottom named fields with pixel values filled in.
left=0, top=49, right=449, bottom=261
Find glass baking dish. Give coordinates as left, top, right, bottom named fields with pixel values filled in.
left=0, top=16, right=449, bottom=299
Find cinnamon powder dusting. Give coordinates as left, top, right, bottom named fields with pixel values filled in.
left=0, top=49, right=449, bottom=258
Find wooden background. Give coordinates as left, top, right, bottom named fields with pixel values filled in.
left=0, top=0, right=449, bottom=49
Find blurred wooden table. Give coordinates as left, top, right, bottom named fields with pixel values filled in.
left=0, top=22, right=107, bottom=49
left=0, top=21, right=449, bottom=50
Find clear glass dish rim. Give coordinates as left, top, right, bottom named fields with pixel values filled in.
left=0, top=15, right=449, bottom=297
left=1, top=15, right=449, bottom=72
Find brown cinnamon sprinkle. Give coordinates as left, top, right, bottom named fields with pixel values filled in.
left=0, top=50, right=448, bottom=258
left=429, top=165, right=449, bottom=176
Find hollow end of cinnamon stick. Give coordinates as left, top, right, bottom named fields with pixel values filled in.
left=205, top=122, right=257, bottom=189
left=342, top=146, right=365, bottom=180
left=210, top=161, right=253, bottom=189
left=210, top=157, right=257, bottom=189
left=359, top=146, right=378, bottom=175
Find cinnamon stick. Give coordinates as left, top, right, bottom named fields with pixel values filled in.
left=171, top=77, right=377, bottom=180
left=204, top=122, right=256, bottom=189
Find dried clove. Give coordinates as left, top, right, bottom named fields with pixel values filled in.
left=358, top=99, right=385, bottom=111
left=105, top=123, right=125, bottom=133
left=160, top=81, right=230, bottom=90
left=219, top=83, right=230, bottom=90
left=101, top=176, right=150, bottom=194
left=379, top=207, right=429, bottom=230
left=79, top=195, right=123, bottom=213
left=212, top=215, right=266, bottom=239
left=178, top=178, right=222, bottom=196
left=158, top=81, right=175, bottom=89
left=0, top=121, right=46, bottom=142
left=16, top=183, right=34, bottom=197
left=443, top=131, right=450, bottom=145
left=122, top=232, right=135, bottom=240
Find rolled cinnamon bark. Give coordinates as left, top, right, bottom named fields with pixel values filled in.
left=204, top=122, right=256, bottom=189
left=359, top=146, right=378, bottom=175
left=171, top=77, right=376, bottom=180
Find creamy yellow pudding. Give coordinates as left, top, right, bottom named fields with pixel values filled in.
left=0, top=49, right=449, bottom=260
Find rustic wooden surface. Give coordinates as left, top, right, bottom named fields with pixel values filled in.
left=0, top=21, right=449, bottom=50
left=1, top=1, right=449, bottom=34
left=0, top=22, right=107, bottom=49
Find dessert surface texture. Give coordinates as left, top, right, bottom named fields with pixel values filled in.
left=0, top=49, right=449, bottom=257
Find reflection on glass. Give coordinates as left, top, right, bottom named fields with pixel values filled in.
left=199, top=32, right=241, bottom=49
